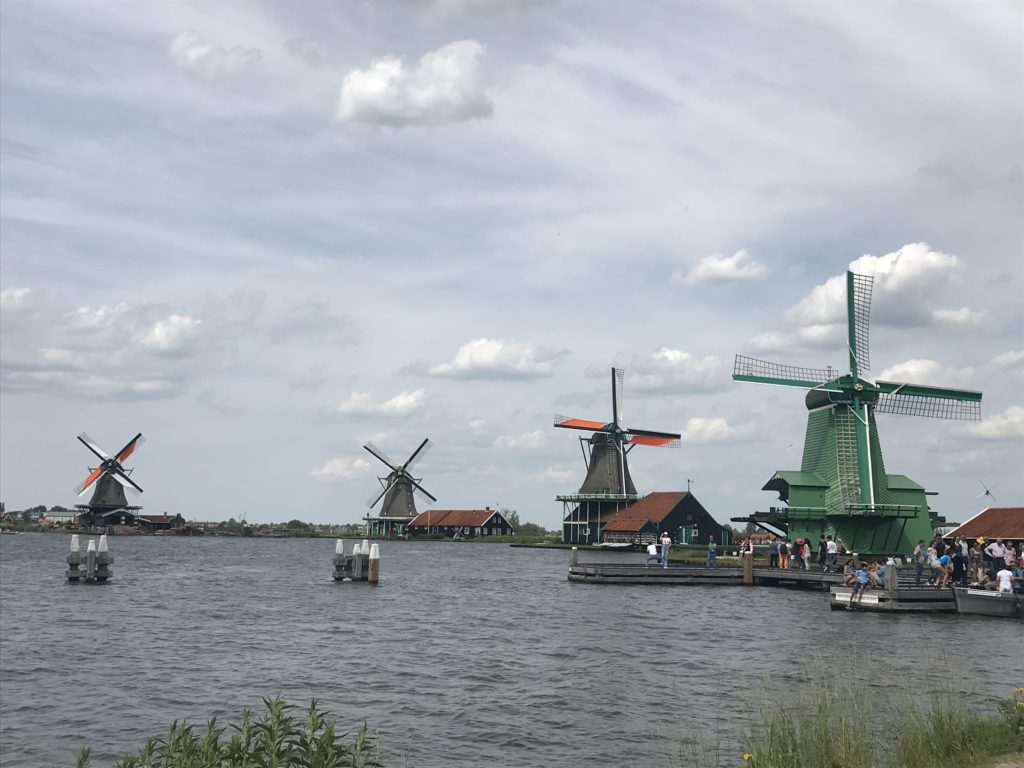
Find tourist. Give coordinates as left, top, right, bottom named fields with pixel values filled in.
left=1012, top=558, right=1024, bottom=594
left=801, top=539, right=811, bottom=571
left=825, top=535, right=837, bottom=573
left=984, top=538, right=1005, bottom=573
left=868, top=562, right=884, bottom=589
left=931, top=552, right=952, bottom=588
left=706, top=536, right=718, bottom=569
left=848, top=565, right=870, bottom=607
left=1003, top=541, right=1017, bottom=570
left=769, top=536, right=779, bottom=568
left=844, top=559, right=858, bottom=586
left=995, top=564, right=1014, bottom=593
left=778, top=539, right=789, bottom=570
left=818, top=537, right=828, bottom=572
left=645, top=541, right=660, bottom=567
left=912, top=539, right=927, bottom=585
left=950, top=548, right=967, bottom=587
left=968, top=539, right=983, bottom=582
left=932, top=534, right=946, bottom=558
left=660, top=531, right=672, bottom=569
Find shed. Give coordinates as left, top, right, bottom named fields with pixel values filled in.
left=943, top=507, right=1024, bottom=542
left=407, top=508, right=515, bottom=538
left=599, top=492, right=727, bottom=546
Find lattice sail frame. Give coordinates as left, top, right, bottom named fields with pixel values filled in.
left=733, top=355, right=839, bottom=386
left=875, top=389, right=981, bottom=420
left=850, top=272, right=873, bottom=373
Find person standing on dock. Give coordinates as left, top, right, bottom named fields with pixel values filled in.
left=705, top=536, right=718, bottom=569
left=660, top=532, right=671, bottom=568
left=778, top=539, right=789, bottom=569
left=768, top=536, right=779, bottom=568
left=817, top=537, right=828, bottom=572
left=984, top=538, right=1005, bottom=574
left=912, top=540, right=927, bottom=585
left=825, top=535, right=837, bottom=573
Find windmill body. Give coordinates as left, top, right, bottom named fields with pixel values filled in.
left=733, top=271, right=982, bottom=556
left=73, top=432, right=146, bottom=528
left=363, top=439, right=436, bottom=539
left=555, top=368, right=679, bottom=544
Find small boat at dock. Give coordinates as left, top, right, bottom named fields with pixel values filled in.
left=952, top=587, right=1024, bottom=619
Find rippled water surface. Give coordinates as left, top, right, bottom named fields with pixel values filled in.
left=1, top=533, right=1022, bottom=767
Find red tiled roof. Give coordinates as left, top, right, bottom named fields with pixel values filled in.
left=408, top=509, right=498, bottom=527
left=601, top=492, right=686, bottom=532
left=945, top=508, right=1024, bottom=540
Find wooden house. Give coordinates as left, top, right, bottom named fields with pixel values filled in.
left=139, top=514, right=187, bottom=532
left=599, top=491, right=728, bottom=546
left=406, top=508, right=515, bottom=538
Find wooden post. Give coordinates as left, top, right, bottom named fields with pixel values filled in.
left=352, top=542, right=366, bottom=581
left=886, top=558, right=899, bottom=605
left=570, top=546, right=578, bottom=568
left=333, top=539, right=347, bottom=581
left=67, top=534, right=81, bottom=582
left=368, top=543, right=380, bottom=584
left=95, top=534, right=111, bottom=582
left=742, top=551, right=753, bottom=585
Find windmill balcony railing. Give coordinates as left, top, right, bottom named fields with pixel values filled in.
left=841, top=504, right=921, bottom=518
left=556, top=492, right=640, bottom=502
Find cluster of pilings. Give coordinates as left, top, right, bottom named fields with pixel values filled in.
left=332, top=539, right=380, bottom=584
left=66, top=534, right=112, bottom=583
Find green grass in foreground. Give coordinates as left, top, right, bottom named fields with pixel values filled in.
left=77, top=697, right=379, bottom=768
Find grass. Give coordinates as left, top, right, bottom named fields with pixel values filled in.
left=77, top=697, right=379, bottom=768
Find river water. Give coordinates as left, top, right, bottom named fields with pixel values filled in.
left=0, top=533, right=1021, bottom=767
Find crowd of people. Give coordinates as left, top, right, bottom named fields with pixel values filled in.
left=911, top=534, right=1024, bottom=592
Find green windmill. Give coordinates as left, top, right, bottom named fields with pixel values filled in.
left=732, top=271, right=982, bottom=556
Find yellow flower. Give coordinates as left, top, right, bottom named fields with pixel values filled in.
left=743, top=754, right=753, bottom=761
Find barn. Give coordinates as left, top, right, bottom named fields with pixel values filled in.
left=407, top=508, right=515, bottom=538
left=599, top=491, right=728, bottom=546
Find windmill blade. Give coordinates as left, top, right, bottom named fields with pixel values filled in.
left=874, top=381, right=982, bottom=420
left=409, top=477, right=438, bottom=504
left=626, top=428, right=680, bottom=448
left=404, top=438, right=432, bottom=473
left=363, top=442, right=398, bottom=471
left=74, top=466, right=105, bottom=496
left=612, top=368, right=624, bottom=426
left=114, top=433, right=145, bottom=464
left=77, top=433, right=110, bottom=462
left=110, top=468, right=144, bottom=496
left=733, top=355, right=841, bottom=390
left=554, top=415, right=609, bottom=432
left=847, top=271, right=873, bottom=374
left=367, top=477, right=396, bottom=509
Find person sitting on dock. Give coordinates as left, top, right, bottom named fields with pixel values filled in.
left=644, top=542, right=661, bottom=567
left=867, top=562, right=885, bottom=589
left=705, top=536, right=718, bottom=569
left=848, top=566, right=870, bottom=607
left=843, top=559, right=858, bottom=586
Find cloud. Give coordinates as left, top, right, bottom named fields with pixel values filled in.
left=993, top=351, right=1024, bottom=367
left=336, top=40, right=493, bottom=126
left=494, top=430, right=546, bottom=449
left=141, top=314, right=203, bottom=356
left=267, top=302, right=359, bottom=346
left=169, top=30, right=261, bottom=76
left=309, top=457, right=372, bottom=480
left=428, top=338, right=563, bottom=379
left=966, top=406, right=1024, bottom=440
left=932, top=307, right=988, bottom=327
left=532, top=464, right=577, bottom=483
left=622, top=347, right=729, bottom=395
left=680, top=416, right=751, bottom=444
left=337, top=389, right=426, bottom=416
left=674, top=250, right=768, bottom=286
left=284, top=37, right=327, bottom=67
left=0, top=287, right=31, bottom=311
left=876, top=358, right=975, bottom=386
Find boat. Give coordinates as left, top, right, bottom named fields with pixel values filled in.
left=597, top=542, right=634, bottom=550
left=952, top=587, right=1024, bottom=619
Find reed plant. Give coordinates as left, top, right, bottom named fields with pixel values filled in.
left=76, top=697, right=379, bottom=768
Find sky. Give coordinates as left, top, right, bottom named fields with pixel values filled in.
left=1, top=0, right=1021, bottom=530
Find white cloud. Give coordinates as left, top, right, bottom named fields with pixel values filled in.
left=993, top=350, right=1024, bottom=367
left=429, top=338, right=561, bottom=379
left=966, top=406, right=1024, bottom=440
left=876, top=358, right=975, bottom=385
left=169, top=30, right=261, bottom=76
left=495, top=430, right=546, bottom=449
left=336, top=40, right=493, bottom=126
left=625, top=347, right=728, bottom=394
left=680, top=416, right=750, bottom=444
left=338, top=389, right=426, bottom=416
left=0, top=287, right=31, bottom=311
left=141, top=314, right=202, bottom=356
left=675, top=250, right=768, bottom=286
left=309, top=457, right=371, bottom=480
left=932, top=307, right=988, bottom=327
left=532, top=464, right=577, bottom=483
left=66, top=303, right=130, bottom=331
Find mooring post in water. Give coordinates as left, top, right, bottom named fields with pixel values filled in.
left=352, top=542, right=366, bottom=581
left=333, top=539, right=348, bottom=581
left=570, top=546, right=578, bottom=568
left=368, top=543, right=380, bottom=584
left=84, top=539, right=97, bottom=583
left=67, top=534, right=81, bottom=582
left=742, top=551, right=754, bottom=585
left=95, top=534, right=112, bottom=583
left=886, top=558, right=899, bottom=604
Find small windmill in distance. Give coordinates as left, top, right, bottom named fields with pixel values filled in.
left=977, top=480, right=999, bottom=504
left=363, top=438, right=436, bottom=539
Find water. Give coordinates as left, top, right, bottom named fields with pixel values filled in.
left=1, top=533, right=1021, bottom=767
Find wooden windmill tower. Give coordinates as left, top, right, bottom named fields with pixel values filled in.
left=73, top=432, right=146, bottom=528
left=732, top=270, right=982, bottom=555
left=555, top=367, right=680, bottom=544
left=362, top=438, right=436, bottom=538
